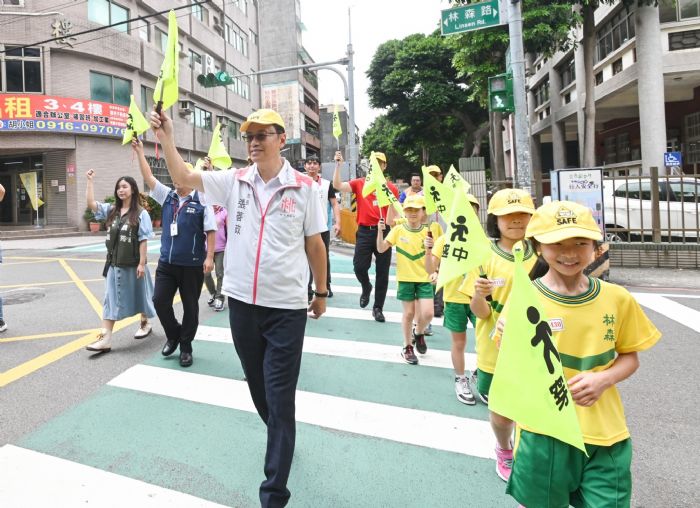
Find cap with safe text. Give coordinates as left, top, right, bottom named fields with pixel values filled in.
left=240, top=109, right=285, bottom=133
left=402, top=194, right=425, bottom=210
left=487, top=188, right=535, bottom=216
left=526, top=200, right=603, bottom=244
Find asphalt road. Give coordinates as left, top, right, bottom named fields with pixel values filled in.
left=1, top=235, right=699, bottom=507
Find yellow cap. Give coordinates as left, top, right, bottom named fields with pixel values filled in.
left=402, top=194, right=425, bottom=210
left=426, top=165, right=441, bottom=175
left=466, top=193, right=480, bottom=208
left=375, top=152, right=387, bottom=163
left=526, top=201, right=603, bottom=244
left=240, top=109, right=285, bottom=132
left=487, top=188, right=535, bottom=216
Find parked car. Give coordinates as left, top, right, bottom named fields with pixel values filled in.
left=602, top=177, right=700, bottom=241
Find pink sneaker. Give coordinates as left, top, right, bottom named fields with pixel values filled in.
left=495, top=445, right=513, bottom=482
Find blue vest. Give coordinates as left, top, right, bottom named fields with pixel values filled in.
left=159, top=190, right=207, bottom=266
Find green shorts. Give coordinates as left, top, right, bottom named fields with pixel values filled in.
left=397, top=281, right=434, bottom=301
left=507, top=430, right=632, bottom=508
left=476, top=369, right=493, bottom=397
left=443, top=302, right=476, bottom=332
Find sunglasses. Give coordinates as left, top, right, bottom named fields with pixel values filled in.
left=241, top=132, right=278, bottom=143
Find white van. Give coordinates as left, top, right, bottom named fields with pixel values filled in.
left=602, top=177, right=700, bottom=241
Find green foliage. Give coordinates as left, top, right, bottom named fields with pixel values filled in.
left=145, top=194, right=162, bottom=221
left=364, top=31, right=488, bottom=179
left=83, top=207, right=102, bottom=224
left=448, top=0, right=580, bottom=108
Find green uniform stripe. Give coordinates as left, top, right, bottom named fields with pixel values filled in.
left=491, top=239, right=535, bottom=262
left=395, top=246, right=426, bottom=261
left=534, top=277, right=601, bottom=305
left=560, top=348, right=616, bottom=371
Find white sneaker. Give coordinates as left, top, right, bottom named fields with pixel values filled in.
left=86, top=330, right=112, bottom=352
left=455, top=376, right=476, bottom=405
left=134, top=321, right=152, bottom=339
left=0, top=319, right=7, bottom=333
left=214, top=298, right=225, bottom=312
left=469, top=370, right=488, bottom=404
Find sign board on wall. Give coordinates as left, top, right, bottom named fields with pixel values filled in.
left=0, top=94, right=128, bottom=138
left=262, top=82, right=301, bottom=143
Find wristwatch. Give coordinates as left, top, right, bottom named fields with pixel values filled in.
left=313, top=290, right=329, bottom=298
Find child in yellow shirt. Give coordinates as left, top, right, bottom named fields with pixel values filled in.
left=377, top=195, right=442, bottom=365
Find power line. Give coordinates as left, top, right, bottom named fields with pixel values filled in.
left=0, top=0, right=212, bottom=54
left=0, top=0, right=88, bottom=29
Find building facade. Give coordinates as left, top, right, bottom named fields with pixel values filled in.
left=514, top=1, right=700, bottom=181
left=258, top=0, right=320, bottom=169
left=0, top=0, right=261, bottom=229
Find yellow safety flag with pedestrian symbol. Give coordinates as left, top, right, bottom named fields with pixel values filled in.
left=436, top=180, right=491, bottom=290
left=421, top=165, right=454, bottom=221
left=122, top=95, right=150, bottom=145
left=208, top=122, right=232, bottom=170
left=489, top=242, right=587, bottom=453
left=364, top=152, right=404, bottom=219
left=444, top=165, right=466, bottom=192
left=153, top=10, right=179, bottom=111
left=19, top=172, right=44, bottom=210
left=333, top=104, right=343, bottom=140
left=362, top=151, right=380, bottom=197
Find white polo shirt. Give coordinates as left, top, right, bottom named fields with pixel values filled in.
left=201, top=159, right=325, bottom=309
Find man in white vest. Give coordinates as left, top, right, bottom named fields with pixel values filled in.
left=304, top=154, right=340, bottom=300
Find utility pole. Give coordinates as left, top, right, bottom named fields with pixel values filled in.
left=507, top=0, right=531, bottom=193
left=346, top=7, right=357, bottom=179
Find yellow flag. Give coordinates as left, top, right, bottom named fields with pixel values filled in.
left=363, top=152, right=403, bottom=218
left=18, top=172, right=44, bottom=210
left=332, top=104, right=343, bottom=139
left=444, top=165, right=466, bottom=192
left=208, top=122, right=232, bottom=170
left=153, top=10, right=179, bottom=111
left=122, top=95, right=150, bottom=145
left=489, top=242, right=587, bottom=453
left=362, top=151, right=380, bottom=197
left=421, top=165, right=454, bottom=220
left=436, top=180, right=491, bottom=290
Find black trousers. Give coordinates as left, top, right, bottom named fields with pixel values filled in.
left=308, top=230, right=331, bottom=297
left=228, top=298, right=307, bottom=508
left=152, top=261, right=204, bottom=354
left=353, top=226, right=392, bottom=310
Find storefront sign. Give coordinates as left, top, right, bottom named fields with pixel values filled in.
left=0, top=94, right=128, bottom=138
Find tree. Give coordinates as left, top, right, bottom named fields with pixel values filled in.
left=365, top=32, right=489, bottom=173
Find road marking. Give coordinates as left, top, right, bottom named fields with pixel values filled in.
left=108, top=364, right=495, bottom=459
left=330, top=284, right=398, bottom=297
left=195, top=325, right=476, bottom=370
left=0, top=279, right=103, bottom=290
left=330, top=272, right=397, bottom=282
left=632, top=292, right=700, bottom=332
left=322, top=305, right=448, bottom=327
left=58, top=259, right=104, bottom=318
left=0, top=445, right=228, bottom=507
left=0, top=259, right=58, bottom=266
left=0, top=328, right=96, bottom=344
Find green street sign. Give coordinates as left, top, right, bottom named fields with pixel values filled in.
left=441, top=0, right=503, bottom=36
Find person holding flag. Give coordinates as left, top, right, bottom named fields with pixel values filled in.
left=497, top=201, right=661, bottom=507
left=333, top=151, right=398, bottom=322
left=425, top=192, right=481, bottom=403
left=376, top=195, right=442, bottom=364
left=458, top=187, right=536, bottom=481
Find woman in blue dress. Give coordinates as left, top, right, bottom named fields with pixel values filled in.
left=85, top=169, right=156, bottom=352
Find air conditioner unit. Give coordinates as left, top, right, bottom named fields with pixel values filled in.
left=203, top=53, right=215, bottom=75
left=179, top=100, right=194, bottom=116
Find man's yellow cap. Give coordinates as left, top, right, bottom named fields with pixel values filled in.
left=403, top=194, right=425, bottom=210
left=526, top=201, right=603, bottom=244
left=487, top=188, right=535, bottom=216
left=427, top=165, right=441, bottom=175
left=375, top=152, right=387, bottom=163
left=240, top=109, right=285, bottom=133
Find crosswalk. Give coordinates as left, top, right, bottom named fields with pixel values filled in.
left=1, top=252, right=510, bottom=507
left=2, top=249, right=697, bottom=507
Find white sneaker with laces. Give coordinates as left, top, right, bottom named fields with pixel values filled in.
left=214, top=298, right=225, bottom=312
left=455, top=376, right=476, bottom=405
left=86, top=330, right=112, bottom=352
left=134, top=321, right=152, bottom=339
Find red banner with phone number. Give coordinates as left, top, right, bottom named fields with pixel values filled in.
left=0, top=93, right=129, bottom=138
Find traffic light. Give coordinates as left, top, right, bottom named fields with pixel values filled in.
left=488, top=73, right=514, bottom=113
left=197, top=71, right=234, bottom=88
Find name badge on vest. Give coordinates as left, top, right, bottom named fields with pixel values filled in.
left=549, top=318, right=564, bottom=331
left=170, top=223, right=178, bottom=236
